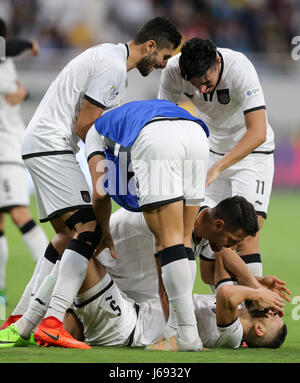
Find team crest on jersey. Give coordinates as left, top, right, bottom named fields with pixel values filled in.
left=81, top=191, right=91, bottom=203
left=217, top=89, right=230, bottom=105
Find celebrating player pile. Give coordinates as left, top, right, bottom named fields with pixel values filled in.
left=0, top=20, right=290, bottom=353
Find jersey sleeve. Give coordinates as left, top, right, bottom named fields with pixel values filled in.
left=85, top=124, right=106, bottom=161
left=215, top=317, right=243, bottom=348
left=85, top=60, right=124, bottom=110
left=232, top=53, right=266, bottom=115
left=158, top=56, right=183, bottom=104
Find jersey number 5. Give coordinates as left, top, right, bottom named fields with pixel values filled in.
left=105, top=295, right=121, bottom=316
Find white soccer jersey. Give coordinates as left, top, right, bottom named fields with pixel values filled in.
left=158, top=49, right=274, bottom=154
left=0, top=58, right=26, bottom=165
left=21, top=43, right=128, bottom=156
left=98, top=208, right=158, bottom=303
left=193, top=294, right=243, bottom=348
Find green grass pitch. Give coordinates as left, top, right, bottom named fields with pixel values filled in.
left=0, top=191, right=299, bottom=365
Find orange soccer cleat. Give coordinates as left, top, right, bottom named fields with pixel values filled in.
left=34, top=316, right=91, bottom=349
left=0, top=315, right=23, bottom=330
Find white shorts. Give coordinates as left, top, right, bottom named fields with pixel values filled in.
left=0, top=163, right=30, bottom=210
left=204, top=151, right=274, bottom=217
left=24, top=153, right=92, bottom=222
left=131, top=119, right=209, bottom=209
left=73, top=273, right=165, bottom=347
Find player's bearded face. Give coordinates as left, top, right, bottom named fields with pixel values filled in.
left=136, top=53, right=159, bottom=76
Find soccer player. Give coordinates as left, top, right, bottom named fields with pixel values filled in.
left=0, top=195, right=267, bottom=349
left=74, top=100, right=259, bottom=351
left=55, top=251, right=287, bottom=349
left=0, top=20, right=48, bottom=304
left=158, top=38, right=275, bottom=278
left=0, top=17, right=182, bottom=344
left=150, top=249, right=287, bottom=351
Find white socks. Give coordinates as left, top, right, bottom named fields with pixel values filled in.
left=46, top=248, right=90, bottom=323
left=20, top=221, right=48, bottom=263
left=164, top=248, right=197, bottom=339
left=15, top=260, right=61, bottom=339
left=11, top=241, right=60, bottom=316
left=160, top=245, right=198, bottom=344
left=241, top=253, right=263, bottom=277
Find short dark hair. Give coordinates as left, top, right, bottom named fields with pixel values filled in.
left=133, top=17, right=182, bottom=50
left=179, top=38, right=217, bottom=81
left=212, top=196, right=259, bottom=237
left=0, top=18, right=7, bottom=38
left=246, top=323, right=287, bottom=349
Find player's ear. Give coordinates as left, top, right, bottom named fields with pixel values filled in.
left=145, top=40, right=157, bottom=55
left=254, top=323, right=265, bottom=337
left=214, top=219, right=225, bottom=231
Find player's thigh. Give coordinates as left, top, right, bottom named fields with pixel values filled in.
left=183, top=121, right=209, bottom=206
left=24, top=154, right=92, bottom=222
left=143, top=200, right=184, bottom=250
left=232, top=154, right=274, bottom=216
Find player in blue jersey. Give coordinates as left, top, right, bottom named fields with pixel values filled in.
left=81, top=99, right=258, bottom=351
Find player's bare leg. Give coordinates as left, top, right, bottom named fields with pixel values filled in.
left=143, top=201, right=202, bottom=351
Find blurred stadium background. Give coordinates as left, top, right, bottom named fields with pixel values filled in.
left=1, top=0, right=300, bottom=191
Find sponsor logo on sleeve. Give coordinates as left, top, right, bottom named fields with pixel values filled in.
left=246, top=88, right=260, bottom=96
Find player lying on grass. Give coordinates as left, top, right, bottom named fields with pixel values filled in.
left=51, top=253, right=288, bottom=350
left=0, top=195, right=260, bottom=348
left=0, top=199, right=290, bottom=349
left=151, top=240, right=290, bottom=350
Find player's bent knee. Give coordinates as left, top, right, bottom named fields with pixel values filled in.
left=64, top=207, right=103, bottom=252
left=76, top=224, right=102, bottom=248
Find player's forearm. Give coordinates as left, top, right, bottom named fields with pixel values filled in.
left=75, top=121, right=95, bottom=143
left=220, top=284, right=261, bottom=308
left=213, top=109, right=267, bottom=172
left=214, top=129, right=265, bottom=172
left=220, top=248, right=261, bottom=289
left=93, top=194, right=112, bottom=234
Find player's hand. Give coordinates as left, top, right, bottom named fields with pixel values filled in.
left=259, top=275, right=291, bottom=302
left=94, top=231, right=117, bottom=259
left=205, top=163, right=222, bottom=188
left=4, top=81, right=27, bottom=106
left=29, top=39, right=39, bottom=56
left=255, top=287, right=285, bottom=314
